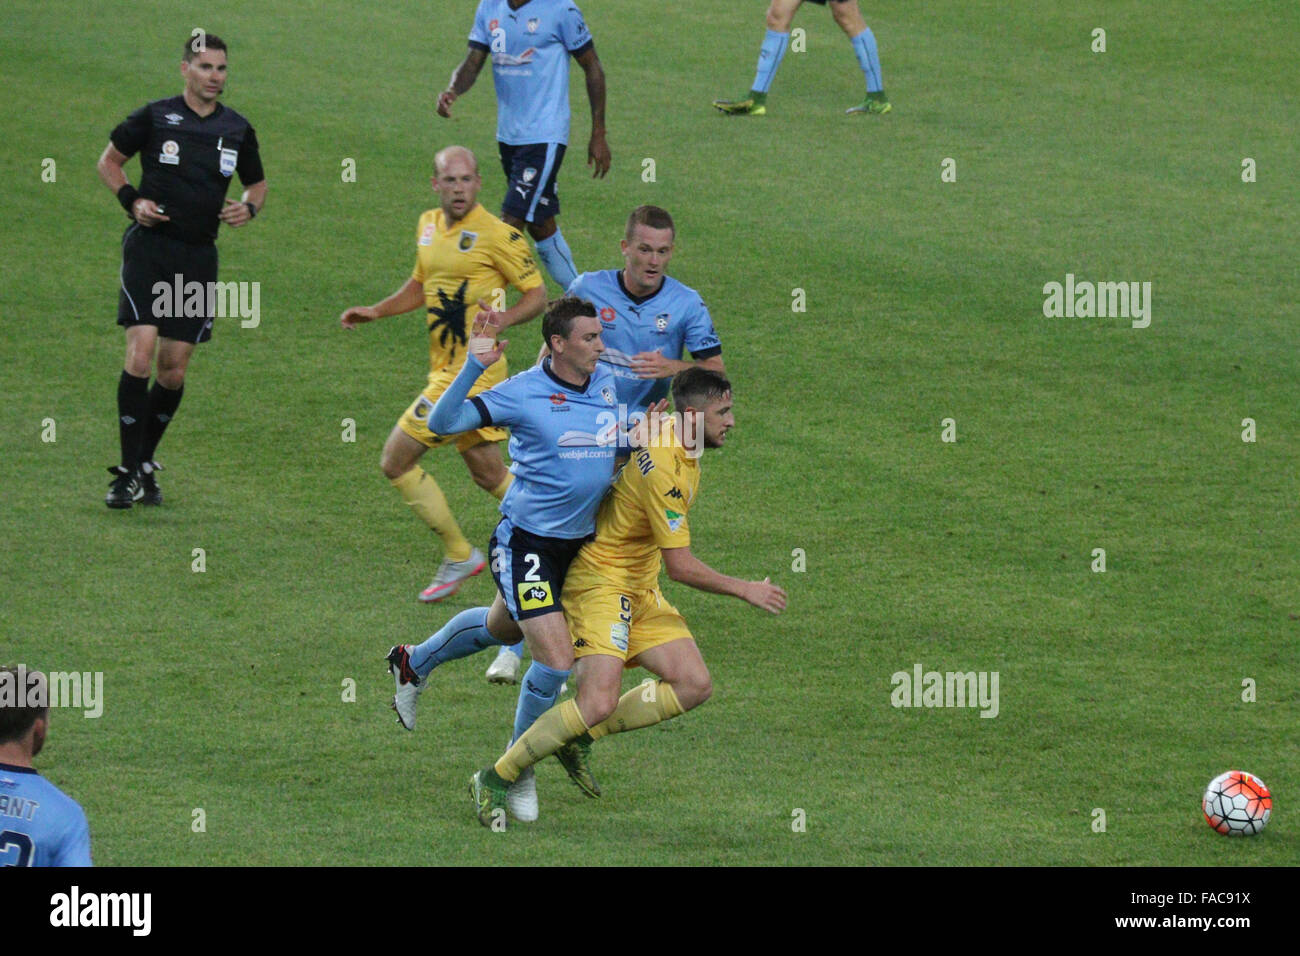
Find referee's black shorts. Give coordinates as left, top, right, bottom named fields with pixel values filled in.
left=117, top=224, right=219, bottom=344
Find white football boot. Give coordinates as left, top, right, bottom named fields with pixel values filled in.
left=386, top=644, right=425, bottom=730
left=506, top=765, right=539, bottom=822
left=418, top=547, right=486, bottom=603
left=485, top=646, right=523, bottom=684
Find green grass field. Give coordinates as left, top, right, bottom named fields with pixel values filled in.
left=2, top=0, right=1297, bottom=866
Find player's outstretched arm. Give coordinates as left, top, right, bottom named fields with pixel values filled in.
left=438, top=47, right=488, bottom=118
left=574, top=47, right=610, bottom=178
left=340, top=277, right=424, bottom=329
left=662, top=547, right=787, bottom=614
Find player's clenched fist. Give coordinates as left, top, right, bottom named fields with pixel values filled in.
left=467, top=306, right=508, bottom=365
left=437, top=90, right=457, bottom=118
left=744, top=577, right=787, bottom=614
left=132, top=198, right=170, bottom=227
left=339, top=305, right=379, bottom=329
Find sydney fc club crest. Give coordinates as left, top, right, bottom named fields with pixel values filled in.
left=654, top=313, right=670, bottom=333
left=527, top=17, right=539, bottom=33
left=601, top=386, right=615, bottom=406
left=458, top=231, right=478, bottom=252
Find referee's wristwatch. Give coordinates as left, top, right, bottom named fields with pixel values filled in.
left=244, top=202, right=258, bottom=220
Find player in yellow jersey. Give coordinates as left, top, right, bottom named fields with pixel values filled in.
left=340, top=146, right=546, bottom=602
left=468, top=368, right=788, bottom=826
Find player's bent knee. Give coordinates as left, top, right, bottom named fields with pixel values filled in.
left=676, top=672, right=713, bottom=712
left=527, top=219, right=557, bottom=241
left=155, top=368, right=186, bottom=390
left=577, top=686, right=618, bottom=726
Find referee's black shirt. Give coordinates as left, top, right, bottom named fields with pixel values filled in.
left=111, top=95, right=264, bottom=246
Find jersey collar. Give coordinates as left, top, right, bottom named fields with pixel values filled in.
left=617, top=270, right=665, bottom=307
left=177, top=94, right=224, bottom=122
left=542, top=357, right=590, bottom=393
left=0, top=761, right=37, bottom=774
left=438, top=203, right=486, bottom=233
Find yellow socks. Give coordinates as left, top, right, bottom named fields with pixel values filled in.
left=489, top=472, right=513, bottom=501
left=494, top=698, right=589, bottom=783
left=390, top=467, right=472, bottom=562
left=588, top=680, right=684, bottom=741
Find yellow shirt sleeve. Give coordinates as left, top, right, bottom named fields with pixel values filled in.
left=491, top=225, right=544, bottom=292
left=637, top=449, right=692, bottom=550
left=412, top=213, right=432, bottom=284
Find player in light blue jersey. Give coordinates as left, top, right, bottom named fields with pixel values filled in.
left=438, top=0, right=610, bottom=291
left=0, top=667, right=92, bottom=867
left=386, top=296, right=638, bottom=823
left=485, top=204, right=725, bottom=682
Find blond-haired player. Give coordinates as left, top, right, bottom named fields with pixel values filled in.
left=340, top=145, right=546, bottom=602
left=469, top=368, right=787, bottom=826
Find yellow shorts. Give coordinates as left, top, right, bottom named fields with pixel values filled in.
left=396, top=365, right=508, bottom=452
left=563, top=579, right=693, bottom=665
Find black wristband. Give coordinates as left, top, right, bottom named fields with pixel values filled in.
left=244, top=202, right=257, bottom=220
left=117, top=184, right=140, bottom=213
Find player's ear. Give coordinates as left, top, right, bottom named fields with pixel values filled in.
left=31, top=714, right=48, bottom=757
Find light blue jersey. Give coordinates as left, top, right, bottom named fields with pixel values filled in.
left=567, top=270, right=722, bottom=410
left=469, top=0, right=594, bottom=146
left=430, top=354, right=620, bottom=539
left=0, top=763, right=92, bottom=867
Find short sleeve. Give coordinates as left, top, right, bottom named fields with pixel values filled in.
left=637, top=450, right=691, bottom=549
left=236, top=125, right=265, bottom=185
left=684, top=298, right=721, bottom=359
left=412, top=218, right=429, bottom=284
left=493, top=227, right=544, bottom=293
left=560, top=3, right=594, bottom=55
left=110, top=105, right=152, bottom=158
left=468, top=0, right=491, bottom=49
left=53, top=806, right=93, bottom=867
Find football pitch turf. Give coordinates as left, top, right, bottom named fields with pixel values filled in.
left=2, top=1, right=1297, bottom=866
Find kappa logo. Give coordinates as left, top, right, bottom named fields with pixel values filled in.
left=518, top=581, right=554, bottom=610
left=508, top=230, right=523, bottom=242
left=164, top=112, right=184, bottom=126
left=654, top=313, right=670, bottom=333
left=664, top=486, right=684, bottom=501
left=458, top=230, right=478, bottom=252
left=573, top=638, right=588, bottom=649
left=599, top=307, right=616, bottom=324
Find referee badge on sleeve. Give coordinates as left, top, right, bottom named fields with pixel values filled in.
left=219, top=148, right=238, bottom=177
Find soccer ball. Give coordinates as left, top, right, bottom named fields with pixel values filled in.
left=1202, top=770, right=1271, bottom=836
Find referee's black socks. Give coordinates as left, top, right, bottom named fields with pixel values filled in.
left=140, top=381, right=184, bottom=463
left=117, top=370, right=150, bottom=471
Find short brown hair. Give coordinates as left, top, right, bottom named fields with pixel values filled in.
left=624, top=205, right=675, bottom=241
left=671, top=367, right=731, bottom=412
left=0, top=666, right=48, bottom=744
left=542, top=295, right=597, bottom=348
left=184, top=33, right=228, bottom=62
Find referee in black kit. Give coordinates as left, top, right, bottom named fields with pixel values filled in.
left=96, top=33, right=267, bottom=509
